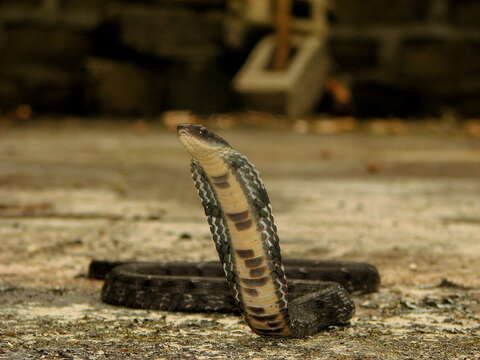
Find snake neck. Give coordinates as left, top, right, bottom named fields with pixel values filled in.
left=192, top=151, right=292, bottom=337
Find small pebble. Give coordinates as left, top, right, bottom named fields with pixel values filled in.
left=179, top=233, right=192, bottom=240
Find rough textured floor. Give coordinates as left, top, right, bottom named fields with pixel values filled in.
left=0, top=120, right=479, bottom=359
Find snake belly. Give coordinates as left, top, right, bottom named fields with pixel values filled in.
left=178, top=124, right=354, bottom=337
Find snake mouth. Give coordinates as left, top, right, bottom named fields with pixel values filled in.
left=177, top=124, right=206, bottom=138
left=177, top=124, right=230, bottom=160
left=177, top=124, right=194, bottom=136
left=177, top=124, right=206, bottom=158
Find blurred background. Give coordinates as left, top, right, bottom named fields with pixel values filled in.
left=1, top=0, right=480, bottom=121
left=1, top=1, right=480, bottom=358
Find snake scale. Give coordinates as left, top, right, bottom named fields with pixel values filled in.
left=96, top=124, right=380, bottom=338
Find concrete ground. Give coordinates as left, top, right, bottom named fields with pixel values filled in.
left=0, top=120, right=479, bottom=359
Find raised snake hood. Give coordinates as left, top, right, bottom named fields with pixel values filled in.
left=175, top=123, right=359, bottom=337
left=177, top=124, right=231, bottom=161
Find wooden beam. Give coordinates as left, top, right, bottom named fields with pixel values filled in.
left=273, top=0, right=292, bottom=71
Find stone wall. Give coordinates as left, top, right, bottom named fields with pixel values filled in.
left=0, top=0, right=103, bottom=113
left=329, top=0, right=480, bottom=116
left=0, top=0, right=479, bottom=117
left=0, top=0, right=230, bottom=115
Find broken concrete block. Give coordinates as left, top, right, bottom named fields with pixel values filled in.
left=233, top=35, right=328, bottom=117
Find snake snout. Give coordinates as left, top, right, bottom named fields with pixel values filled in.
left=177, top=124, right=193, bottom=135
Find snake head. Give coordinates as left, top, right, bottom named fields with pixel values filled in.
left=177, top=124, right=230, bottom=160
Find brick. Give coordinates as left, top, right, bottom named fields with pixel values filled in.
left=113, top=0, right=225, bottom=10
left=3, top=24, right=91, bottom=67
left=110, top=6, right=223, bottom=58
left=0, top=0, right=40, bottom=21
left=0, top=64, right=81, bottom=112
left=0, top=78, right=21, bottom=110
left=445, top=89, right=480, bottom=116
left=0, top=0, right=58, bottom=24
left=456, top=41, right=480, bottom=83
left=352, top=82, right=424, bottom=117
left=58, top=0, right=107, bottom=29
left=400, top=38, right=480, bottom=83
left=400, top=38, right=449, bottom=81
left=333, top=0, right=431, bottom=26
left=0, top=0, right=105, bottom=28
left=85, top=57, right=162, bottom=115
left=450, top=0, right=480, bottom=29
left=329, top=36, right=379, bottom=71
left=1, top=64, right=76, bottom=89
left=59, top=0, right=107, bottom=11
left=0, top=0, right=38, bottom=7
left=166, top=58, right=232, bottom=114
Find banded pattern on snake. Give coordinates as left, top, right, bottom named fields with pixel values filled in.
left=177, top=124, right=358, bottom=337
left=98, top=124, right=380, bottom=338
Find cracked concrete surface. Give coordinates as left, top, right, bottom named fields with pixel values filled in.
left=0, top=121, right=479, bottom=359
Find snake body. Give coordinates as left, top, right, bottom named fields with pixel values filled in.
left=177, top=124, right=354, bottom=337
left=97, top=124, right=380, bottom=338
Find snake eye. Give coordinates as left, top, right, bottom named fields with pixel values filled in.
left=199, top=127, right=207, bottom=136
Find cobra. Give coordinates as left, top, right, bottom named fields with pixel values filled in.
left=177, top=124, right=356, bottom=337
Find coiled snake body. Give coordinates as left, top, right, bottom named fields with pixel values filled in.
left=97, top=125, right=380, bottom=338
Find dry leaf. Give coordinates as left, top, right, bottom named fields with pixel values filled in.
left=366, top=161, right=381, bottom=174
left=292, top=119, right=309, bottom=134
left=464, top=120, right=480, bottom=137
left=312, top=119, right=341, bottom=135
